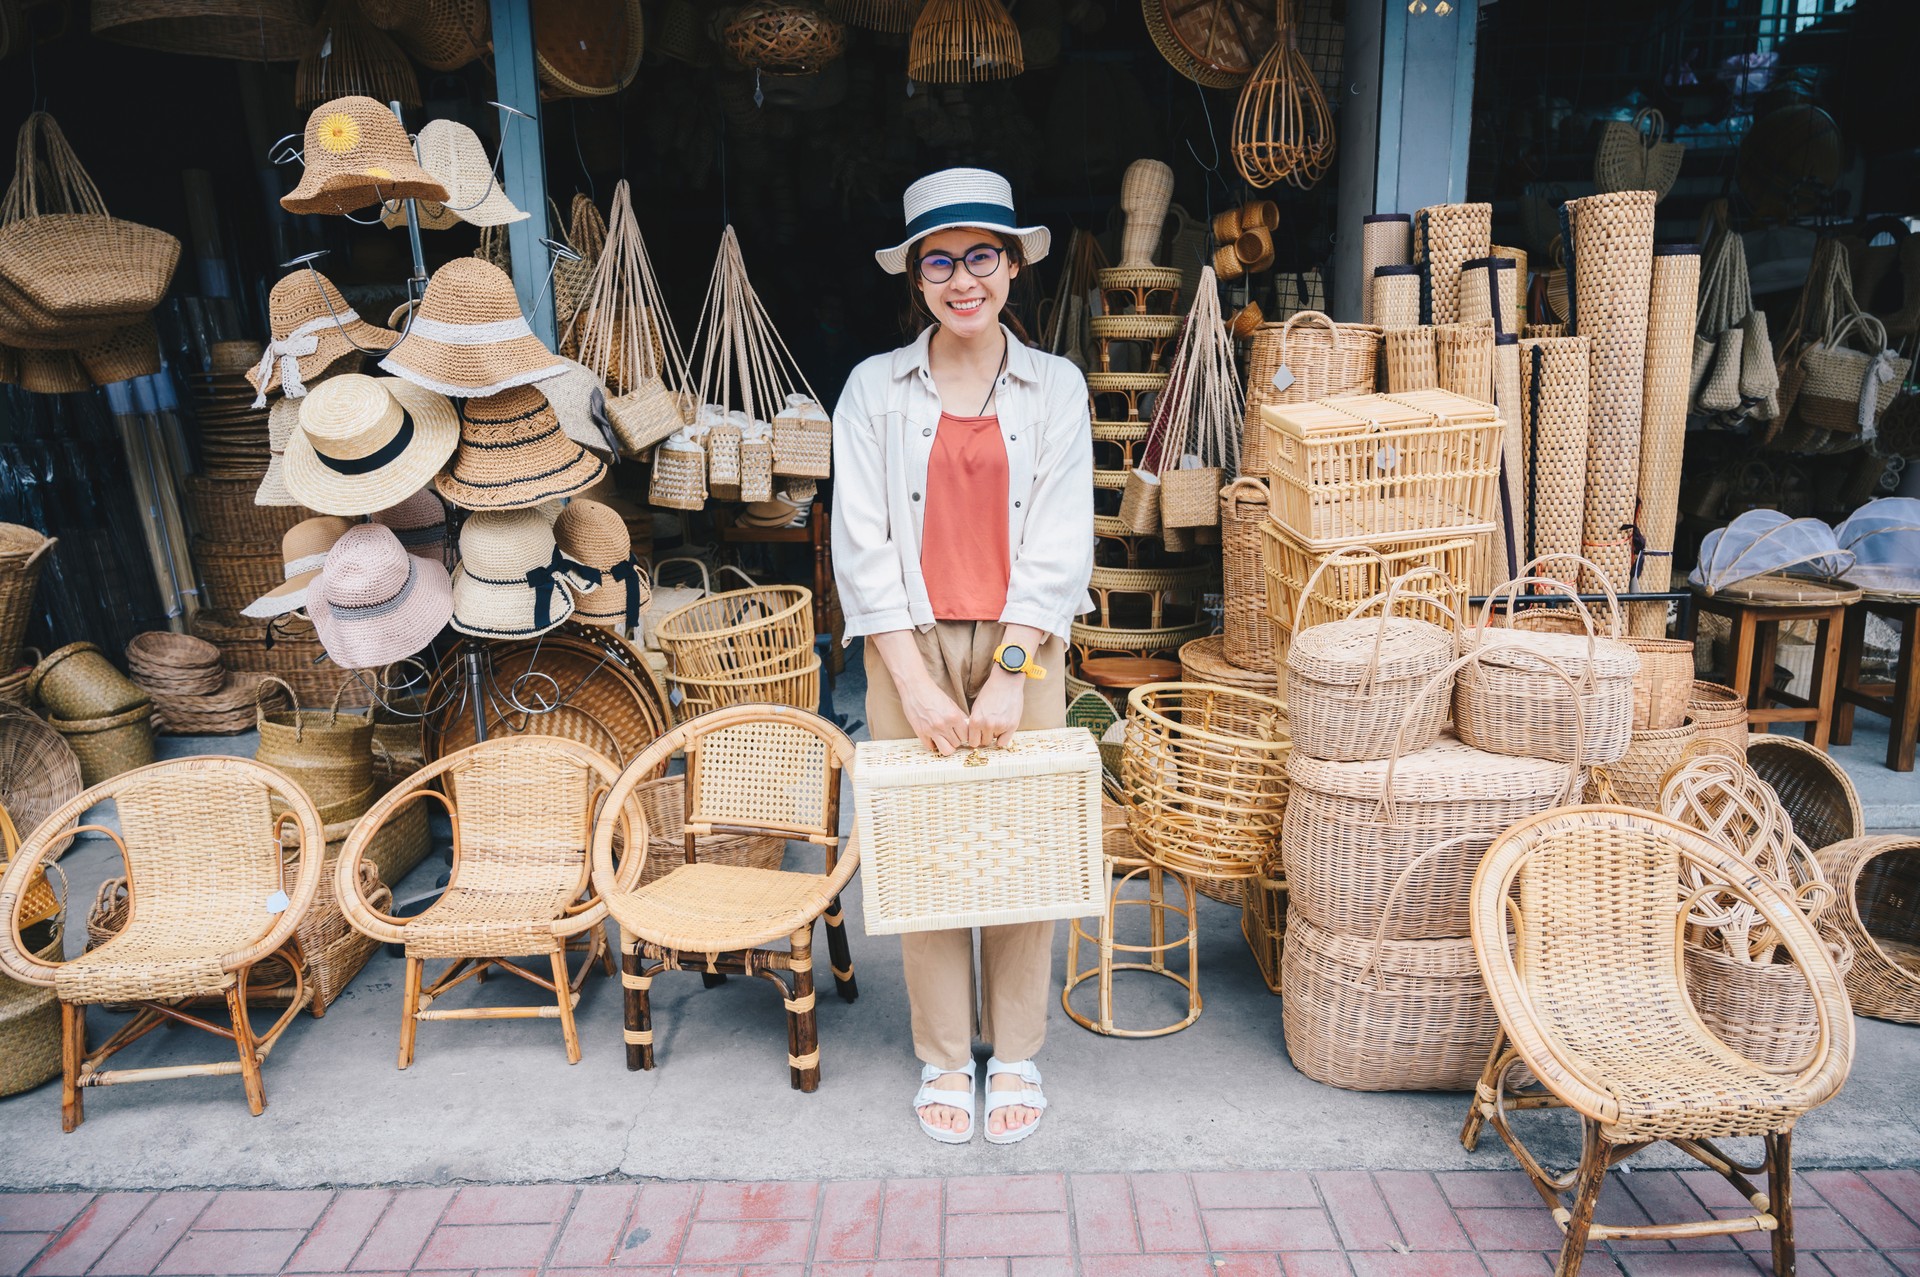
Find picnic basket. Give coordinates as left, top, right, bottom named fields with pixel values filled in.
left=1284, top=569, right=1455, bottom=763
left=1241, top=311, right=1381, bottom=474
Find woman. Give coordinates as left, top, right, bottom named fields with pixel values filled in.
left=832, top=168, right=1094, bottom=1145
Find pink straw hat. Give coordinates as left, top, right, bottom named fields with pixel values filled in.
left=306, top=523, right=454, bottom=669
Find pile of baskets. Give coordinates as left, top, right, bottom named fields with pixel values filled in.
left=190, top=608, right=368, bottom=709
left=126, top=630, right=259, bottom=735
left=651, top=579, right=819, bottom=721
left=24, top=643, right=155, bottom=786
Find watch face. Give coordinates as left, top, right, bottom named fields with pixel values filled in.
left=1001, top=645, right=1027, bottom=669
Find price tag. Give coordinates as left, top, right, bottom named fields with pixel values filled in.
left=1375, top=445, right=1399, bottom=471
left=265, top=890, right=290, bottom=915
left=1271, top=365, right=1295, bottom=393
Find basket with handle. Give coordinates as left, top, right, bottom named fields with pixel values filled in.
left=1219, top=478, right=1273, bottom=670
left=1284, top=568, right=1456, bottom=763
left=653, top=582, right=814, bottom=681
left=253, top=675, right=375, bottom=813
left=1241, top=310, right=1381, bottom=474
left=0, top=524, right=54, bottom=676
left=1593, top=107, right=1685, bottom=202
left=1144, top=266, right=1241, bottom=529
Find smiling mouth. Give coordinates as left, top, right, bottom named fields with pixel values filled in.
left=948, top=298, right=984, bottom=313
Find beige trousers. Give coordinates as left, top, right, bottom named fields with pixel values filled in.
left=864, top=621, right=1067, bottom=1070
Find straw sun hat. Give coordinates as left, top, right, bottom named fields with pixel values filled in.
left=532, top=357, right=622, bottom=454
left=451, top=507, right=585, bottom=639
left=307, top=523, right=454, bottom=670
left=435, top=384, right=606, bottom=511
left=379, top=258, right=568, bottom=397
left=242, top=515, right=356, bottom=619
left=281, top=95, right=449, bottom=217
left=553, top=498, right=649, bottom=631
left=874, top=167, right=1051, bottom=275
left=379, top=119, right=527, bottom=231
left=282, top=373, right=459, bottom=517
left=247, top=269, right=396, bottom=407
left=373, top=488, right=452, bottom=564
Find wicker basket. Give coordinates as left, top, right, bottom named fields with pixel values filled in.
left=1814, top=836, right=1920, bottom=1024
left=183, top=475, right=311, bottom=544
left=1586, top=718, right=1698, bottom=810
left=667, top=655, right=821, bottom=722
left=1219, top=478, right=1273, bottom=672
left=0, top=922, right=62, bottom=1098
left=1261, top=389, right=1503, bottom=550
left=1240, top=854, right=1287, bottom=993
left=1383, top=325, right=1436, bottom=392
left=1625, top=636, right=1692, bottom=731
left=772, top=397, right=831, bottom=478
left=1284, top=573, right=1454, bottom=763
left=630, top=773, right=786, bottom=887
left=1122, top=684, right=1289, bottom=882
left=649, top=435, right=708, bottom=510
left=126, top=630, right=224, bottom=697
left=855, top=728, right=1104, bottom=935
left=1688, top=681, right=1748, bottom=754
left=1241, top=311, right=1382, bottom=475
left=48, top=702, right=155, bottom=787
left=0, top=706, right=83, bottom=859
left=1748, top=734, right=1863, bottom=852
left=1280, top=909, right=1500, bottom=1092
left=26, top=642, right=148, bottom=720
left=1260, top=525, right=1474, bottom=641
left=1684, top=939, right=1841, bottom=1070
left=193, top=537, right=284, bottom=612
left=254, top=677, right=375, bottom=812
left=1177, top=635, right=1278, bottom=698
left=653, top=583, right=813, bottom=681
left=0, top=524, right=54, bottom=675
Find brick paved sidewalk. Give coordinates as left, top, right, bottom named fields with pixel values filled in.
left=4, top=1169, right=1918, bottom=1276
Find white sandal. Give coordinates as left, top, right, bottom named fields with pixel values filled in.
left=983, top=1056, right=1048, bottom=1145
left=913, top=1059, right=976, bottom=1144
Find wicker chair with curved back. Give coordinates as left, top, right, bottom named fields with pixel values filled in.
left=1461, top=806, right=1854, bottom=1277
left=0, top=757, right=326, bottom=1132
left=336, top=736, right=634, bottom=1068
left=590, top=704, right=860, bottom=1092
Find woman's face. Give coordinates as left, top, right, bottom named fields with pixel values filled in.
left=914, top=227, right=1018, bottom=340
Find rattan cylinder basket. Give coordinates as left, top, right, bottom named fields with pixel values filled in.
left=1688, top=681, right=1748, bottom=754
left=1280, top=909, right=1501, bottom=1092
left=1814, top=836, right=1920, bottom=1024
left=1178, top=636, right=1278, bottom=698
left=1284, top=573, right=1455, bottom=764
left=1586, top=717, right=1698, bottom=810
left=48, top=702, right=155, bottom=786
left=1121, top=683, right=1290, bottom=882
left=1220, top=478, right=1273, bottom=672
left=1748, top=734, right=1863, bottom=852
left=652, top=583, right=814, bottom=680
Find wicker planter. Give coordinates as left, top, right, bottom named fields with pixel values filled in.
left=1688, top=681, right=1748, bottom=755
left=48, top=702, right=155, bottom=786
left=1814, top=836, right=1920, bottom=1024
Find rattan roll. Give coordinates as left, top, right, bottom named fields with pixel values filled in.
left=1122, top=683, right=1289, bottom=882
left=0, top=923, right=62, bottom=1098
left=1517, top=337, right=1591, bottom=587
left=1624, top=636, right=1692, bottom=731
left=27, top=642, right=147, bottom=720
left=631, top=773, right=786, bottom=887
left=1371, top=266, right=1421, bottom=332
left=1382, top=325, right=1436, bottom=392
left=49, top=702, right=155, bottom=787
left=1280, top=909, right=1500, bottom=1091
left=1748, top=734, right=1862, bottom=852
left=1586, top=717, right=1697, bottom=809
left=1564, top=190, right=1656, bottom=593
left=1814, top=836, right=1920, bottom=1023
left=1414, top=203, right=1492, bottom=327
left=1433, top=321, right=1494, bottom=402
left=1178, top=635, right=1279, bottom=698
left=1490, top=245, right=1529, bottom=328
left=1360, top=216, right=1413, bottom=324
left=1458, top=257, right=1518, bottom=337
left=1688, top=681, right=1747, bottom=754
left=1241, top=312, right=1381, bottom=475
left=1631, top=244, right=1701, bottom=633
left=1489, top=336, right=1523, bottom=583
left=0, top=706, right=83, bottom=859
left=1284, top=575, right=1454, bottom=763
left=1219, top=478, right=1273, bottom=672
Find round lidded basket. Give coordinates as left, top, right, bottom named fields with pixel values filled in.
left=1747, top=733, right=1862, bottom=852
left=1814, top=836, right=1920, bottom=1024
left=48, top=702, right=155, bottom=787
left=652, top=583, right=813, bottom=681
left=1178, top=635, right=1278, bottom=698
left=1688, top=681, right=1748, bottom=755
left=27, top=642, right=149, bottom=720
left=1285, top=569, right=1456, bottom=763
left=1122, top=683, right=1290, bottom=882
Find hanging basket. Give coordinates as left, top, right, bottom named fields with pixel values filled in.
left=908, top=0, right=1023, bottom=83
left=534, top=0, right=643, bottom=96
left=1231, top=0, right=1335, bottom=191
left=724, top=0, right=845, bottom=74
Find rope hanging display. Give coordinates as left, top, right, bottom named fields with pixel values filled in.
left=686, top=226, right=819, bottom=425
left=562, top=179, right=692, bottom=401
left=1141, top=266, right=1241, bottom=528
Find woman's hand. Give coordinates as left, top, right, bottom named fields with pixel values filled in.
left=968, top=669, right=1025, bottom=749
left=898, top=677, right=972, bottom=756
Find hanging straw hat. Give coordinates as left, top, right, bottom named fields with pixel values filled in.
left=241, top=515, right=356, bottom=618
left=450, top=507, right=581, bottom=638
left=307, top=522, right=454, bottom=668
left=379, top=119, right=526, bottom=230
left=372, top=488, right=451, bottom=564
left=553, top=498, right=647, bottom=631
left=435, top=384, right=606, bottom=511
left=282, top=373, right=459, bottom=516
left=248, top=269, right=398, bottom=406
left=364, top=0, right=491, bottom=72
left=378, top=258, right=567, bottom=397
left=281, top=95, right=449, bottom=217
left=874, top=167, right=1050, bottom=275
left=531, top=357, right=620, bottom=454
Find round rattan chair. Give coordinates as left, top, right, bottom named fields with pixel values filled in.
left=588, top=704, right=859, bottom=1092
left=0, top=757, right=326, bottom=1132
left=1462, top=805, right=1853, bottom=1277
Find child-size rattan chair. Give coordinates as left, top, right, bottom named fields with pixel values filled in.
left=0, top=757, right=326, bottom=1132
left=1461, top=805, right=1854, bottom=1277
left=335, top=737, right=633, bottom=1067
left=588, top=704, right=859, bottom=1091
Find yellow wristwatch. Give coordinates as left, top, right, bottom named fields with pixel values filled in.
left=993, top=642, right=1047, bottom=680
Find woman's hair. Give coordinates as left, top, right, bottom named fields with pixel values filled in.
left=900, top=232, right=1037, bottom=346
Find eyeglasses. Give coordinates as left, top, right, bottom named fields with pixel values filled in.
left=916, top=244, right=1007, bottom=284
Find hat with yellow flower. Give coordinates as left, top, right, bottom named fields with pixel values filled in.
left=281, top=96, right=449, bottom=217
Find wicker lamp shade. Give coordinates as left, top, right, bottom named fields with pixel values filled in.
left=908, top=0, right=1022, bottom=83
left=91, top=0, right=319, bottom=60
left=724, top=0, right=845, bottom=75
left=369, top=0, right=491, bottom=71
left=296, top=0, right=419, bottom=110
left=532, top=0, right=642, bottom=96
left=1230, top=0, right=1334, bottom=191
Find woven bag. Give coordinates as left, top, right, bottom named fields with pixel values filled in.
left=649, top=431, right=709, bottom=511
left=565, top=179, right=691, bottom=407
left=1593, top=108, right=1684, bottom=203
left=739, top=434, right=774, bottom=503
left=607, top=376, right=689, bottom=455
left=772, top=395, right=831, bottom=478
left=1145, top=265, right=1240, bottom=529
left=253, top=675, right=374, bottom=812
left=706, top=418, right=743, bottom=491
left=1284, top=569, right=1455, bottom=763
left=1241, top=310, right=1381, bottom=474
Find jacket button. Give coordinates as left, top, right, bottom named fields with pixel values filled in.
left=912, top=492, right=921, bottom=501
left=1009, top=434, right=1017, bottom=441
left=923, top=427, right=932, bottom=436
left=1014, top=500, right=1022, bottom=508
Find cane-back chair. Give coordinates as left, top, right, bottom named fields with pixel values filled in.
left=1462, top=805, right=1854, bottom=1277
left=0, top=757, right=326, bottom=1131
left=589, top=704, right=859, bottom=1091
left=336, top=736, right=635, bottom=1067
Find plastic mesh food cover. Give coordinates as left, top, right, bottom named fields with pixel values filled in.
left=1836, top=497, right=1920, bottom=596
left=1688, top=508, right=1855, bottom=594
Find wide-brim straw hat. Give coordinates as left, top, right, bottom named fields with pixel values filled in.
left=875, top=167, right=1050, bottom=275
left=248, top=269, right=397, bottom=405
left=435, top=384, right=606, bottom=511
left=532, top=358, right=618, bottom=455
left=282, top=95, right=450, bottom=217
left=242, top=514, right=357, bottom=618
left=379, top=258, right=567, bottom=397
left=450, top=507, right=579, bottom=639
left=307, top=523, right=454, bottom=669
left=372, top=488, right=451, bottom=563
left=410, top=118, right=527, bottom=227
left=283, top=373, right=459, bottom=517
left=554, top=498, right=645, bottom=629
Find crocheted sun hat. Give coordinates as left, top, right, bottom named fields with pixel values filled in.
left=378, top=258, right=568, bottom=397
left=281, top=95, right=449, bottom=217
left=434, top=384, right=606, bottom=511
left=246, top=269, right=398, bottom=406
left=381, top=118, right=527, bottom=230
left=281, top=373, right=459, bottom=517
left=306, top=522, right=454, bottom=669
left=450, top=506, right=581, bottom=638
left=554, top=498, right=648, bottom=630
left=372, top=488, right=452, bottom=564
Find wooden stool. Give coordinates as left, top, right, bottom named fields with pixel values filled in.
left=1834, top=593, right=1920, bottom=771
left=1063, top=850, right=1201, bottom=1037
left=1690, top=577, right=1861, bottom=751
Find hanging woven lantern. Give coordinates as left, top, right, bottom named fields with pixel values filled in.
left=1231, top=0, right=1336, bottom=190
left=908, top=0, right=1022, bottom=83
left=826, top=0, right=915, bottom=34
left=533, top=0, right=644, bottom=98
left=296, top=0, right=420, bottom=111
left=723, top=0, right=845, bottom=75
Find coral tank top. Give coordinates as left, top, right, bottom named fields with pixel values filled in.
left=920, top=412, right=1011, bottom=622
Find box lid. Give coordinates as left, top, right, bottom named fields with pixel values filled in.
left=854, top=728, right=1100, bottom=790
left=1262, top=389, right=1499, bottom=438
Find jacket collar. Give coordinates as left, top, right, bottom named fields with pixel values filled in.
left=888, top=323, right=1041, bottom=386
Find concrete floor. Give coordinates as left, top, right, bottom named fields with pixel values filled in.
left=1, top=645, right=1916, bottom=1191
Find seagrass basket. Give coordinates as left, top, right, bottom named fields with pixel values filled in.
left=1586, top=718, right=1699, bottom=810
left=1122, top=684, right=1289, bottom=882
left=126, top=631, right=224, bottom=697
left=0, top=524, right=53, bottom=674
left=1748, top=734, right=1862, bottom=852
left=653, top=583, right=813, bottom=680
left=48, top=702, right=155, bottom=787
left=27, top=642, right=148, bottom=720
left=1219, top=478, right=1273, bottom=672
left=1814, top=836, right=1920, bottom=1023
left=254, top=677, right=375, bottom=812
left=0, top=921, right=62, bottom=1098
left=1688, top=681, right=1747, bottom=754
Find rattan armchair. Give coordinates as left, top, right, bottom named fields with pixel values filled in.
left=1461, top=806, right=1854, bottom=1277
left=336, top=737, right=634, bottom=1067
left=589, top=704, right=859, bottom=1092
left=0, top=757, right=326, bottom=1132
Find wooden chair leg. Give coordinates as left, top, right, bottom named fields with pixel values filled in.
left=824, top=895, right=858, bottom=1002
left=398, top=957, right=423, bottom=1070
left=1730, top=609, right=1759, bottom=705
left=702, top=970, right=729, bottom=988
left=1767, top=1130, right=1795, bottom=1277
left=1810, top=611, right=1843, bottom=750
left=1753, top=621, right=1781, bottom=712
left=1460, top=1034, right=1510, bottom=1152
left=1892, top=608, right=1920, bottom=772
left=552, top=949, right=582, bottom=1065
left=595, top=923, right=616, bottom=976
left=788, top=922, right=820, bottom=1092
left=1833, top=605, right=1866, bottom=745
left=60, top=1002, right=84, bottom=1133
left=227, top=984, right=267, bottom=1116
left=622, top=938, right=655, bottom=1072
left=1554, top=1119, right=1608, bottom=1277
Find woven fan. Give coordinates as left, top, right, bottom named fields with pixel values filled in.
left=686, top=226, right=818, bottom=423
left=563, top=180, right=691, bottom=399
left=1231, top=0, right=1335, bottom=191
left=296, top=0, right=420, bottom=111
left=826, top=0, right=916, bottom=32
left=908, top=0, right=1022, bottom=83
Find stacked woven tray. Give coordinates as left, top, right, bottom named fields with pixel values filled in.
left=126, top=630, right=258, bottom=735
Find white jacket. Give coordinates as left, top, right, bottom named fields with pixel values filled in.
left=830, top=324, right=1094, bottom=642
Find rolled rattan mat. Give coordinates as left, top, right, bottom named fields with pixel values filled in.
left=1414, top=202, right=1491, bottom=326
left=1360, top=216, right=1413, bottom=325
left=1518, top=337, right=1591, bottom=589
left=1489, top=336, right=1523, bottom=582
left=1631, top=244, right=1701, bottom=634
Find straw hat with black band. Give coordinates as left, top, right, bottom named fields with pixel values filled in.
left=379, top=258, right=568, bottom=398
left=282, top=374, right=459, bottom=517
left=553, top=498, right=649, bottom=632
left=241, top=515, right=356, bottom=619
left=874, top=167, right=1051, bottom=275
left=247, top=270, right=396, bottom=407
left=450, top=507, right=586, bottom=639
left=281, top=95, right=450, bottom=217
left=307, top=523, right=454, bottom=669
left=435, top=384, right=606, bottom=511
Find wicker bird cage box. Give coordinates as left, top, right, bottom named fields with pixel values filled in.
left=856, top=728, right=1104, bottom=935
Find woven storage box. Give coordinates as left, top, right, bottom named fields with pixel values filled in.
left=1260, top=526, right=1473, bottom=637
left=1284, top=732, right=1577, bottom=940
left=1241, top=854, right=1287, bottom=994
left=1586, top=718, right=1698, bottom=809
left=1261, top=388, right=1502, bottom=550
left=49, top=702, right=154, bottom=786
left=1242, top=312, right=1382, bottom=475
left=1220, top=479, right=1274, bottom=672
left=1284, top=590, right=1454, bottom=763
left=1280, top=909, right=1500, bottom=1091
left=1814, top=836, right=1920, bottom=1024
left=1688, top=681, right=1747, bottom=754
left=855, top=728, right=1103, bottom=935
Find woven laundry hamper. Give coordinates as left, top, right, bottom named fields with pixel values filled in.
left=1284, top=576, right=1454, bottom=763
left=855, top=728, right=1104, bottom=934
left=1814, top=836, right=1920, bottom=1024
left=1414, top=202, right=1492, bottom=327
left=1382, top=325, right=1436, bottom=392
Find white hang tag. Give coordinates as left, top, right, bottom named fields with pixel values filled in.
left=1271, top=365, right=1295, bottom=393
left=1375, top=444, right=1400, bottom=471
left=1179, top=452, right=1204, bottom=470
left=265, top=890, right=290, bottom=915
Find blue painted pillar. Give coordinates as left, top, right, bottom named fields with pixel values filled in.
left=1332, top=0, right=1479, bottom=322
left=489, top=0, right=557, bottom=347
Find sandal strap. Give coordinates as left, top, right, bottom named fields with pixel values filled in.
left=986, top=1056, right=1042, bottom=1085
left=915, top=1060, right=977, bottom=1119
left=984, top=1087, right=1048, bottom=1115
left=984, top=1058, right=1046, bottom=1115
